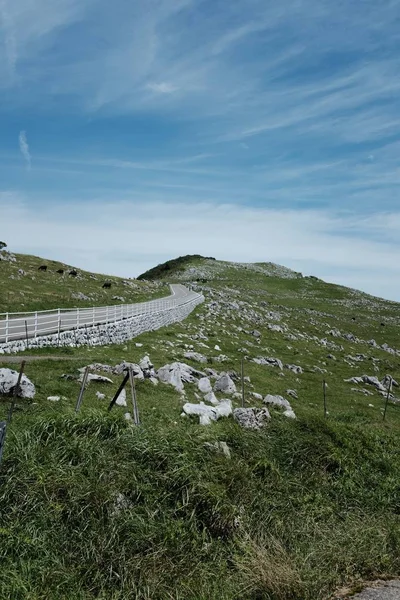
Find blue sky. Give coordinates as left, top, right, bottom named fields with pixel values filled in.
left=1, top=0, right=400, bottom=300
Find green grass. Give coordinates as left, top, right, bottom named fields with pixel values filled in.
left=0, top=252, right=168, bottom=313
left=1, top=255, right=400, bottom=598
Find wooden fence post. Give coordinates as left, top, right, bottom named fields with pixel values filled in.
left=383, top=376, right=392, bottom=421
left=128, top=367, right=140, bottom=425
left=75, top=367, right=90, bottom=413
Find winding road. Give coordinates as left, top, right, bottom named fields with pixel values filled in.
left=0, top=284, right=200, bottom=344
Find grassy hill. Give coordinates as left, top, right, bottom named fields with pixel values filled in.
left=0, top=250, right=168, bottom=313
left=0, top=256, right=400, bottom=599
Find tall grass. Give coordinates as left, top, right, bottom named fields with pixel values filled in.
left=0, top=412, right=399, bottom=599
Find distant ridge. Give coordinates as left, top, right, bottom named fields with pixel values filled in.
left=137, top=255, right=215, bottom=280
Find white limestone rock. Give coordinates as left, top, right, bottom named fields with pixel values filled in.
left=214, top=373, right=236, bottom=395
left=233, top=407, right=270, bottom=429
left=0, top=368, right=35, bottom=399
left=157, top=362, right=205, bottom=393
left=198, top=377, right=212, bottom=394
left=115, top=388, right=127, bottom=407
left=184, top=351, right=208, bottom=363
left=263, top=394, right=292, bottom=410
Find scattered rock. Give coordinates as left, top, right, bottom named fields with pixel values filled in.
left=47, top=396, right=60, bottom=402
left=71, top=292, right=90, bottom=301
left=115, top=388, right=127, bottom=407
left=286, top=389, right=298, bottom=399
left=96, top=391, right=106, bottom=400
left=157, top=362, right=205, bottom=393
left=198, top=377, right=212, bottom=394
left=233, top=407, right=270, bottom=429
left=263, top=394, right=292, bottom=410
left=284, top=364, right=303, bottom=374
left=214, top=373, right=237, bottom=395
left=253, top=357, right=283, bottom=370
left=80, top=373, right=113, bottom=384
left=0, top=368, right=35, bottom=398
left=139, top=355, right=153, bottom=370
left=204, top=391, right=219, bottom=405
left=184, top=351, right=208, bottom=363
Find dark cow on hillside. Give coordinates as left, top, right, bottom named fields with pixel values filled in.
left=69, top=269, right=78, bottom=277
left=56, top=268, right=64, bottom=275
left=38, top=265, right=47, bottom=272
left=102, top=281, right=112, bottom=289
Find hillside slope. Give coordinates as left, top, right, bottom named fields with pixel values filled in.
left=0, top=249, right=168, bottom=313
left=0, top=255, right=399, bottom=599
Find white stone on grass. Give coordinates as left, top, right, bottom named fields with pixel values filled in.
left=204, top=391, right=219, bottom=405
left=184, top=351, right=208, bottom=363
left=0, top=368, right=35, bottom=399
left=263, top=394, right=292, bottom=410
left=198, top=377, right=212, bottom=394
left=214, top=373, right=236, bottom=395
left=157, top=362, right=205, bottom=393
left=115, top=388, right=127, bottom=407
left=47, top=396, right=60, bottom=402
left=233, top=407, right=270, bottom=430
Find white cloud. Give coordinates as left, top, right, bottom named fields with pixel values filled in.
left=18, top=131, right=31, bottom=170
left=147, top=82, right=178, bottom=94
left=2, top=192, right=400, bottom=301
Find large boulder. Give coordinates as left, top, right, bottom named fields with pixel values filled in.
left=214, top=373, right=236, bottom=395
left=0, top=368, right=35, bottom=398
left=233, top=407, right=270, bottom=430
left=157, top=362, right=205, bottom=393
left=198, top=377, right=212, bottom=394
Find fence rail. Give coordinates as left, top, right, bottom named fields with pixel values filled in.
left=0, top=285, right=201, bottom=344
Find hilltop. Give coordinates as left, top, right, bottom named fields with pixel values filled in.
left=0, top=254, right=399, bottom=599
left=0, top=247, right=168, bottom=313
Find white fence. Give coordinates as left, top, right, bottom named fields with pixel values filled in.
left=0, top=285, right=202, bottom=344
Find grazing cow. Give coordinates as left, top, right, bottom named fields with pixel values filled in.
left=38, top=265, right=47, bottom=272
left=69, top=269, right=78, bottom=277
left=102, top=282, right=112, bottom=289
left=56, top=268, right=64, bottom=274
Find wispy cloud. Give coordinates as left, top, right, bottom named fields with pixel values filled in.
left=0, top=0, right=17, bottom=78
left=18, top=131, right=31, bottom=170
left=2, top=191, right=400, bottom=300
left=147, top=82, right=178, bottom=94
